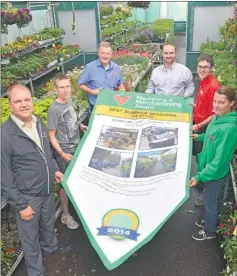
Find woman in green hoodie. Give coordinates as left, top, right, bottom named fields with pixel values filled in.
left=188, top=87, right=237, bottom=241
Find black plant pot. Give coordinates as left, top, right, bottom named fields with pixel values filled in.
left=152, top=38, right=165, bottom=43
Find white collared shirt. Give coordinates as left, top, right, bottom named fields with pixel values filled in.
left=11, top=114, right=42, bottom=150
left=145, top=62, right=194, bottom=97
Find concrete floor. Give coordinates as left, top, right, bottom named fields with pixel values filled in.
left=13, top=35, right=224, bottom=276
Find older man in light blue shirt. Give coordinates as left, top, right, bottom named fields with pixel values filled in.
left=78, top=42, right=125, bottom=110
left=145, top=44, right=194, bottom=97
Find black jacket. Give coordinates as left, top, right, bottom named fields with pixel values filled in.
left=1, top=116, right=59, bottom=211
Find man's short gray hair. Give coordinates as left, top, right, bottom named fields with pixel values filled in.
left=98, top=41, right=112, bottom=49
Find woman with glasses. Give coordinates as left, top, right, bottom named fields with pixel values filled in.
left=189, top=87, right=237, bottom=240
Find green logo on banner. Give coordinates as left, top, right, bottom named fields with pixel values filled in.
left=97, top=209, right=140, bottom=241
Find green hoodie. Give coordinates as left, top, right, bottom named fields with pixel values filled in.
left=195, top=111, right=237, bottom=183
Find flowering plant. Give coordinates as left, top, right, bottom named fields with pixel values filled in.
left=126, top=43, right=160, bottom=57
left=99, top=5, right=113, bottom=17
left=1, top=7, right=32, bottom=34
left=217, top=203, right=237, bottom=276
left=2, top=44, right=82, bottom=85
left=1, top=28, right=65, bottom=58
left=133, top=29, right=154, bottom=44
left=151, top=19, right=174, bottom=42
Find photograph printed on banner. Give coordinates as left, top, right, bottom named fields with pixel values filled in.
left=89, top=147, right=134, bottom=178
left=96, top=126, right=138, bottom=150
left=134, top=148, right=178, bottom=178
left=139, top=126, right=178, bottom=150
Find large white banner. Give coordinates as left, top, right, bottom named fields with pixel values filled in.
left=63, top=90, right=193, bottom=270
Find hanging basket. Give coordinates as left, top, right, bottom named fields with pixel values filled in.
left=1, top=7, right=33, bottom=34
left=127, top=2, right=151, bottom=9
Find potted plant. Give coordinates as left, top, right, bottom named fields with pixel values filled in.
left=1, top=7, right=32, bottom=34
left=218, top=203, right=237, bottom=276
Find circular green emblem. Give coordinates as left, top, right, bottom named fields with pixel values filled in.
left=102, top=209, right=140, bottom=240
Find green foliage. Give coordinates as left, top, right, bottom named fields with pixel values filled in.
left=101, top=21, right=139, bottom=41
left=33, top=27, right=65, bottom=40
left=100, top=13, right=130, bottom=26
left=1, top=27, right=65, bottom=59
left=126, top=43, right=160, bottom=56
left=201, top=14, right=237, bottom=93
left=219, top=17, right=237, bottom=53
left=133, top=29, right=154, bottom=44
left=151, top=19, right=174, bottom=41
left=122, top=158, right=133, bottom=176
left=1, top=98, right=10, bottom=124
left=1, top=97, right=53, bottom=125
left=2, top=44, right=81, bottom=88
left=201, top=41, right=237, bottom=91
left=1, top=213, right=19, bottom=275
left=33, top=97, right=54, bottom=125
left=218, top=205, right=237, bottom=276
left=1, top=7, right=32, bottom=34
left=99, top=5, right=113, bottom=17
left=112, top=55, right=149, bottom=66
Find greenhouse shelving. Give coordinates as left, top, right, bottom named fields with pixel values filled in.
left=131, top=62, right=153, bottom=92
left=1, top=37, right=64, bottom=62
left=2, top=197, right=62, bottom=276
left=1, top=52, right=85, bottom=97
left=60, top=52, right=85, bottom=73
left=131, top=47, right=161, bottom=92
left=6, top=250, right=24, bottom=276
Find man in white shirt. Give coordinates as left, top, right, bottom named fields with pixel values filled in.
left=145, top=44, right=194, bottom=97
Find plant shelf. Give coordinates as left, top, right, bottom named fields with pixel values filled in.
left=132, top=62, right=153, bottom=92
left=1, top=52, right=85, bottom=98
left=1, top=37, right=64, bottom=62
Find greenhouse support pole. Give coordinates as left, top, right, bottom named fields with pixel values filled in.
left=61, top=64, right=65, bottom=74
left=83, top=52, right=86, bottom=66
left=230, top=162, right=237, bottom=203
left=29, top=79, right=34, bottom=96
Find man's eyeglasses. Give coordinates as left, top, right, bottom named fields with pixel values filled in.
left=197, top=65, right=211, bottom=70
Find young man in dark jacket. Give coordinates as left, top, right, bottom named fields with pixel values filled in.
left=1, top=84, right=71, bottom=276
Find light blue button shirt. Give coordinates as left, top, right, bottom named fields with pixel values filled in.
left=78, top=59, right=124, bottom=106
left=145, top=62, right=194, bottom=97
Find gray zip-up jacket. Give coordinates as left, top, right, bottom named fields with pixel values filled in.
left=1, top=116, right=59, bottom=211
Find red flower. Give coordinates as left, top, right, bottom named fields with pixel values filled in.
left=7, top=247, right=15, bottom=254
left=225, top=231, right=231, bottom=237
left=229, top=225, right=234, bottom=230
left=218, top=223, right=225, bottom=228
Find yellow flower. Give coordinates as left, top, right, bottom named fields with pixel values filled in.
left=233, top=226, right=237, bottom=236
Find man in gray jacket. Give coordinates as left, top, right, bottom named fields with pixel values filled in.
left=1, top=84, right=71, bottom=276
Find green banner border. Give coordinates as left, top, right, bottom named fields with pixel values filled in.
left=62, top=90, right=193, bottom=270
